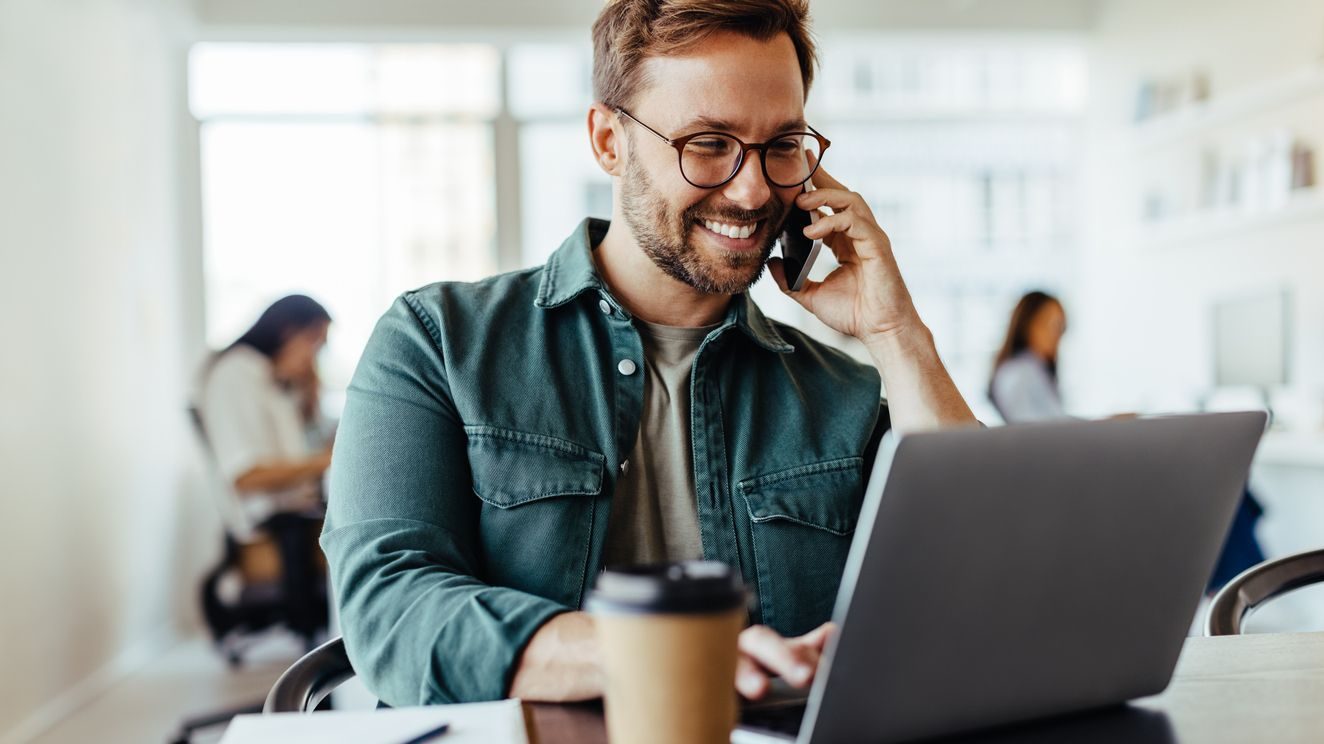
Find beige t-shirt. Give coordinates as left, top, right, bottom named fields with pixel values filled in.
left=602, top=318, right=718, bottom=568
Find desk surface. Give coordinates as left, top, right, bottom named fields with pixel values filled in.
left=525, top=631, right=1324, bottom=744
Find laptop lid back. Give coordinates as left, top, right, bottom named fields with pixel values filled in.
left=801, top=412, right=1265, bottom=744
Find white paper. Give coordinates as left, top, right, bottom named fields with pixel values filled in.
left=219, top=699, right=529, bottom=744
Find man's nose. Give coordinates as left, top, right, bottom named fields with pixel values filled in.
left=720, top=151, right=773, bottom=210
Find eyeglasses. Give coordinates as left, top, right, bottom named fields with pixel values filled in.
left=616, top=108, right=830, bottom=190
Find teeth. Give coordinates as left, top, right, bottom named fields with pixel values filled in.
left=703, top=220, right=759, bottom=240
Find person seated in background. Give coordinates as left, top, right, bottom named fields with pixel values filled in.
left=988, top=291, right=1068, bottom=423
left=196, top=293, right=335, bottom=637
left=987, top=290, right=1265, bottom=593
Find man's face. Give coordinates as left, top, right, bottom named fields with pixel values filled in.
left=619, top=31, right=807, bottom=295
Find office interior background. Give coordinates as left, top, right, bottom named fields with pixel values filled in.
left=2, top=0, right=1324, bottom=741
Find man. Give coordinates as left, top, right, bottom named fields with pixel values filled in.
left=323, top=0, right=976, bottom=708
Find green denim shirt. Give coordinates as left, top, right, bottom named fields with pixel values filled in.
left=323, top=218, right=891, bottom=706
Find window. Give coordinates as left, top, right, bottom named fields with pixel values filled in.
left=191, top=43, right=500, bottom=406
left=192, top=38, right=1087, bottom=422
left=507, top=43, right=610, bottom=267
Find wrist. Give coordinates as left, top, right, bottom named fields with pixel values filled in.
left=510, top=611, right=604, bottom=701
left=861, top=322, right=935, bottom=366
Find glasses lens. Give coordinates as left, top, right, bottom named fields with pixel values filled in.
left=765, top=133, right=822, bottom=188
left=680, top=134, right=742, bottom=188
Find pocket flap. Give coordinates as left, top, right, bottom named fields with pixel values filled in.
left=465, top=426, right=605, bottom=508
left=738, top=457, right=864, bottom=535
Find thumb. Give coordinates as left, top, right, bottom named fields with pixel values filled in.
left=767, top=256, right=822, bottom=314
left=768, top=257, right=811, bottom=305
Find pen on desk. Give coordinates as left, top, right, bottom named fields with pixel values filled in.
left=396, top=721, right=449, bottom=744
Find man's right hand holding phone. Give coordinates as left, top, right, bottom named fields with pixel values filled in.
left=768, top=153, right=977, bottom=433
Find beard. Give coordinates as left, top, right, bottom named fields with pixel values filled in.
left=620, top=154, right=787, bottom=295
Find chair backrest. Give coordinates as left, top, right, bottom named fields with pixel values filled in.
left=189, top=403, right=262, bottom=542
left=1206, top=548, right=1324, bottom=635
left=265, top=636, right=356, bottom=713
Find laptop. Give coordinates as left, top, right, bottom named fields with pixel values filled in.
left=735, top=412, right=1266, bottom=743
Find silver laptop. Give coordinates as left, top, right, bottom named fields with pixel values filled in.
left=736, top=412, right=1266, bottom=743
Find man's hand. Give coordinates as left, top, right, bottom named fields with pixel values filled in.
left=769, top=157, right=977, bottom=432
left=510, top=613, right=836, bottom=702
left=736, top=622, right=836, bottom=700
left=767, top=159, right=922, bottom=348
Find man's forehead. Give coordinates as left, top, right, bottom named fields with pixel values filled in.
left=634, top=33, right=807, bottom=138
left=673, top=113, right=808, bottom=136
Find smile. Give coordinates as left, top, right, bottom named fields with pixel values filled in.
left=701, top=219, right=761, bottom=240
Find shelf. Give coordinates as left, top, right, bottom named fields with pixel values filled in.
left=1256, top=430, right=1324, bottom=470
left=1139, top=188, right=1324, bottom=249
left=1126, top=64, right=1324, bottom=153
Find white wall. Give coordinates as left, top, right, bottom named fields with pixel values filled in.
left=1076, top=0, right=1324, bottom=629
left=1073, top=0, right=1324, bottom=416
left=0, top=0, right=212, bottom=740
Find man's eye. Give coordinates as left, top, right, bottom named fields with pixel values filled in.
left=686, top=137, right=733, bottom=155
left=768, top=139, right=801, bottom=156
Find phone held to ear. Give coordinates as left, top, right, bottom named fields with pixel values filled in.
left=777, top=179, right=823, bottom=292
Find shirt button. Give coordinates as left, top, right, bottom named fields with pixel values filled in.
left=619, top=459, right=630, bottom=475
left=598, top=299, right=612, bottom=315
left=617, top=359, right=637, bottom=376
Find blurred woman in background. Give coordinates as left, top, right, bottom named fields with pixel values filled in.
left=195, top=294, right=334, bottom=640
left=198, top=294, right=334, bottom=534
left=988, top=291, right=1068, bottom=423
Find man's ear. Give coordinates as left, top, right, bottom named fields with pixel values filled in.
left=588, top=103, right=625, bottom=177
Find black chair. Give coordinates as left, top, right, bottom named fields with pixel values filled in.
left=188, top=406, right=328, bottom=657
left=169, top=408, right=330, bottom=743
left=264, top=636, right=358, bottom=713
left=1205, top=548, right=1324, bottom=635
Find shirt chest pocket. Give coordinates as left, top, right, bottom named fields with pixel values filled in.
left=466, top=426, right=604, bottom=606
left=738, top=457, right=864, bottom=637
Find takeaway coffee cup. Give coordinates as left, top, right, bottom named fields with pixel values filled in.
left=587, top=561, right=747, bottom=744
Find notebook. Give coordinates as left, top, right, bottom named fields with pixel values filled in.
left=219, top=698, right=529, bottom=744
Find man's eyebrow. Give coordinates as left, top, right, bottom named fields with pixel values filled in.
left=674, top=115, right=809, bottom=137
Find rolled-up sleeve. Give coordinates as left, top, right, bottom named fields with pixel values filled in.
left=321, top=293, right=569, bottom=705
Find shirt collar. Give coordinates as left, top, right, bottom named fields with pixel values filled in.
left=535, top=217, right=795, bottom=355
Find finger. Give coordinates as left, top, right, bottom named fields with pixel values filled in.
left=769, top=256, right=830, bottom=317
left=736, top=655, right=770, bottom=700
left=797, top=186, right=870, bottom=217
left=739, top=625, right=815, bottom=686
left=805, top=210, right=866, bottom=241
left=806, top=211, right=888, bottom=263
left=795, top=622, right=838, bottom=652
left=768, top=256, right=825, bottom=310
left=802, top=217, right=859, bottom=266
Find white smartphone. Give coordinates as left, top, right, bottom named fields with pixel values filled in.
left=777, top=179, right=824, bottom=292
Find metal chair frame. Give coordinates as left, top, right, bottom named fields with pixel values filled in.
left=264, top=636, right=357, bottom=713
left=1205, top=548, right=1324, bottom=635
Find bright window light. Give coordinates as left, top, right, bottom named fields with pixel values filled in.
left=192, top=43, right=499, bottom=411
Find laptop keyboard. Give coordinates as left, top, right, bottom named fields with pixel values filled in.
left=740, top=702, right=807, bottom=738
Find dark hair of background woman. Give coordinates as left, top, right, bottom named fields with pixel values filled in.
left=988, top=290, right=1062, bottom=397
left=225, top=294, right=332, bottom=359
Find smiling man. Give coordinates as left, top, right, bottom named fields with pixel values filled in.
left=322, top=0, right=976, bottom=708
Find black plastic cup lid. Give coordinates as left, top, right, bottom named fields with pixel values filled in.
left=586, top=561, right=746, bottom=615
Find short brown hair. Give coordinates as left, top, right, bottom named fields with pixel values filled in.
left=592, top=0, right=817, bottom=110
